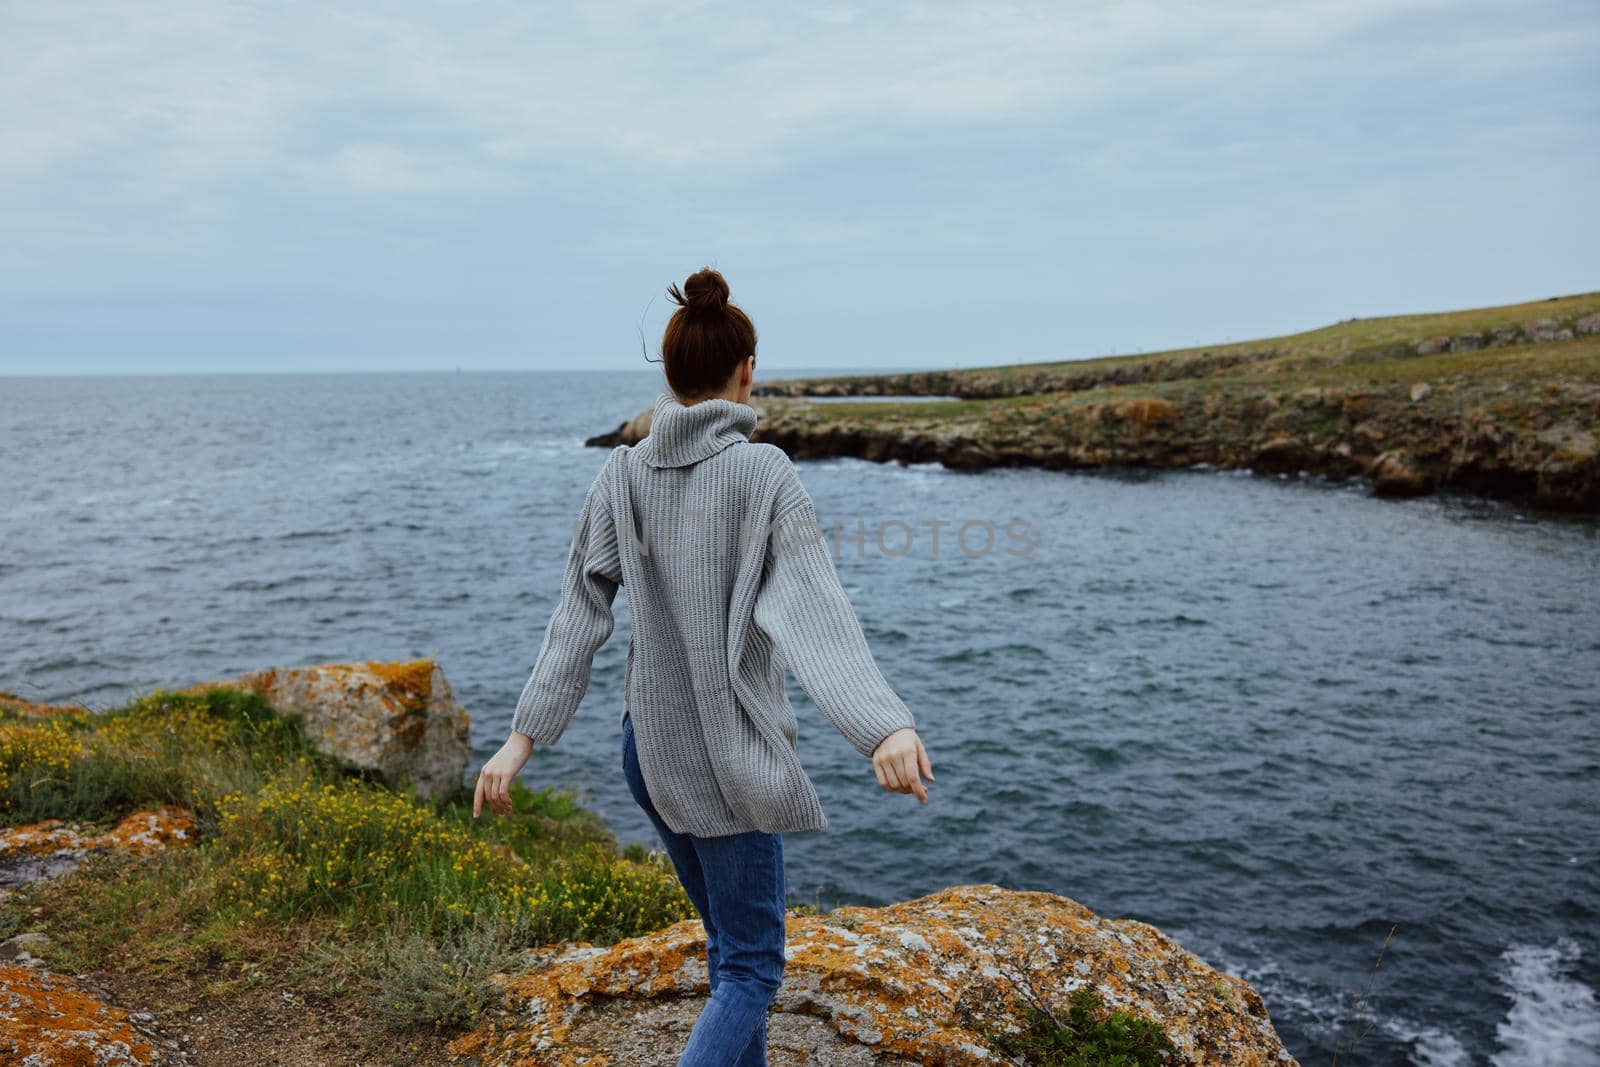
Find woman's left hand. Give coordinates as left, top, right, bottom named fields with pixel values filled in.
left=474, top=732, right=534, bottom=817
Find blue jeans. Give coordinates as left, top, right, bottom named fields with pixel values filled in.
left=622, top=711, right=787, bottom=1066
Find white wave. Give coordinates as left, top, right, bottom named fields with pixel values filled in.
left=1413, top=1029, right=1475, bottom=1067
left=1382, top=1015, right=1473, bottom=1067
left=1187, top=935, right=1600, bottom=1067
left=1490, top=939, right=1600, bottom=1067
left=1198, top=941, right=1476, bottom=1067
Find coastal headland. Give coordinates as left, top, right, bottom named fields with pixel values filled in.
left=590, top=292, right=1600, bottom=513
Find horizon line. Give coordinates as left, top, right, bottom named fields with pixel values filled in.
left=4, top=283, right=1596, bottom=381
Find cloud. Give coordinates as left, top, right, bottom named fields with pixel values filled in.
left=1, top=0, right=1595, bottom=371
left=7, top=0, right=1549, bottom=207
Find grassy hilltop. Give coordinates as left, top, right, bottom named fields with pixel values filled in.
left=755, top=291, right=1600, bottom=399
left=702, top=291, right=1600, bottom=512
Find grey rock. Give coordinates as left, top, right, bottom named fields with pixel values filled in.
left=0, top=850, right=86, bottom=889
left=0, top=931, right=54, bottom=967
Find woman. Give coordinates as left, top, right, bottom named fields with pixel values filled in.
left=474, top=266, right=935, bottom=1066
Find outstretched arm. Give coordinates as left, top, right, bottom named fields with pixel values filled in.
left=754, top=465, right=933, bottom=801
left=511, top=463, right=622, bottom=744
left=478, top=457, right=622, bottom=817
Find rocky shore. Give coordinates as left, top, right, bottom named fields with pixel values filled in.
left=590, top=293, right=1600, bottom=512
left=450, top=883, right=1294, bottom=1066
left=1, top=664, right=1300, bottom=1065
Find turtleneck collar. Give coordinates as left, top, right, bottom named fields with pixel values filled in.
left=637, top=391, right=759, bottom=468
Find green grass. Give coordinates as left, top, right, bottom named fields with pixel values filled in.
left=0, top=686, right=321, bottom=827
left=1, top=685, right=696, bottom=1044
left=1288, top=332, right=1600, bottom=386
left=761, top=334, right=1600, bottom=438
left=760, top=289, right=1600, bottom=395
left=783, top=396, right=997, bottom=424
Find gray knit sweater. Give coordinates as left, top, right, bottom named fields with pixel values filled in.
left=511, top=391, right=917, bottom=836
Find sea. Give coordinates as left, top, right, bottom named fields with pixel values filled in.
left=2, top=369, right=1597, bottom=1066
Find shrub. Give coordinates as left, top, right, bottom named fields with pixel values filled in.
left=209, top=767, right=692, bottom=942
left=980, top=986, right=1176, bottom=1066
left=948, top=931, right=1179, bottom=1067
left=335, top=915, right=528, bottom=1032
left=0, top=686, right=323, bottom=826
left=0, top=720, right=82, bottom=809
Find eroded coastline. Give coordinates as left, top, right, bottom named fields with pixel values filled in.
left=590, top=292, right=1600, bottom=513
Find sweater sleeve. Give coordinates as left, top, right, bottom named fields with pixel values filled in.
left=511, top=456, right=623, bottom=745
left=753, top=465, right=916, bottom=759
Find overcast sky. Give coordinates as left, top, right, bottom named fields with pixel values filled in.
left=2, top=1, right=1596, bottom=375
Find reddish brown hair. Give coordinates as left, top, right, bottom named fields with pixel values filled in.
left=660, top=267, right=757, bottom=399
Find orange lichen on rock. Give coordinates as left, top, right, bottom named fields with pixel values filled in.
left=448, top=884, right=1297, bottom=1066
left=0, top=964, right=165, bottom=1065
left=0, top=805, right=195, bottom=860
left=91, top=806, right=197, bottom=852
left=0, top=821, right=88, bottom=858
left=365, top=659, right=437, bottom=714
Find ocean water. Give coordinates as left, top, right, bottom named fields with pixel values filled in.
left=2, top=370, right=1598, bottom=1066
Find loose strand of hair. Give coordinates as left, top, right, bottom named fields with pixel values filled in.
left=637, top=289, right=663, bottom=365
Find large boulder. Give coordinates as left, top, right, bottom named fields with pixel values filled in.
left=193, top=660, right=471, bottom=800
left=448, top=883, right=1297, bottom=1066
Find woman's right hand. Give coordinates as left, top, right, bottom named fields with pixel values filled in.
left=474, top=732, right=534, bottom=818
left=872, top=727, right=934, bottom=804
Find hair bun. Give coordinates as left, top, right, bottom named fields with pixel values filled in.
left=656, top=266, right=757, bottom=397
left=669, top=267, right=731, bottom=317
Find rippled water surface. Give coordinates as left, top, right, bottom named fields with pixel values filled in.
left=3, top=371, right=1598, bottom=1066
